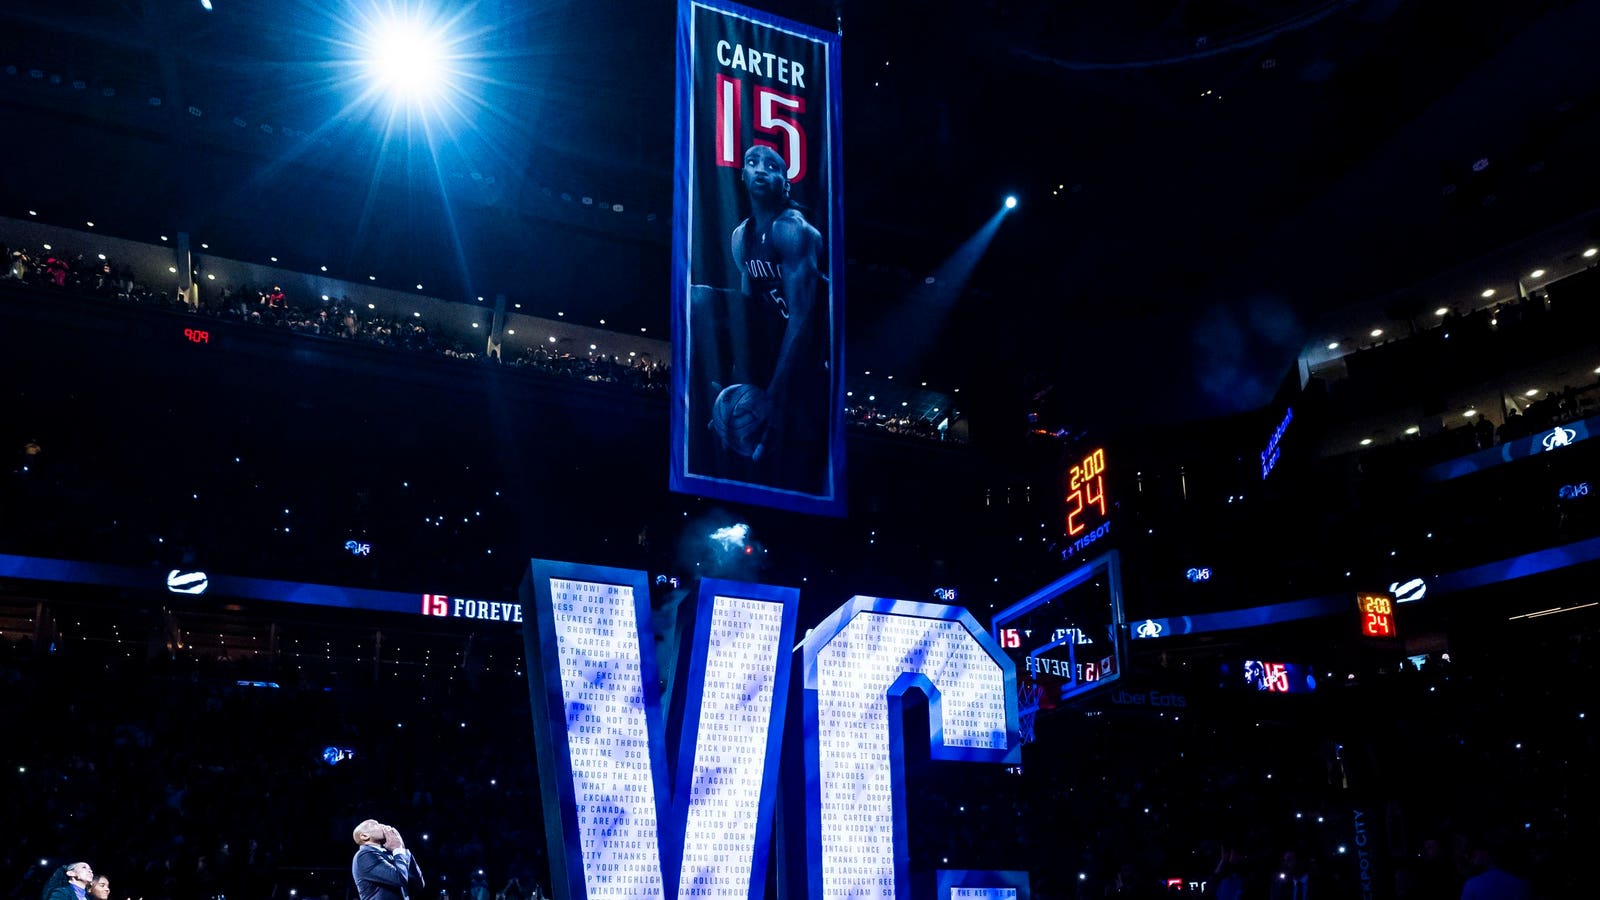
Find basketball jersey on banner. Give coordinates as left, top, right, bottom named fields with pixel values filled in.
left=741, top=217, right=791, bottom=321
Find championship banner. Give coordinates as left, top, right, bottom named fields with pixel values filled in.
left=671, top=0, right=846, bottom=516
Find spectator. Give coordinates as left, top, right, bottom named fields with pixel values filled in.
left=1457, top=833, right=1531, bottom=900
left=41, top=864, right=93, bottom=900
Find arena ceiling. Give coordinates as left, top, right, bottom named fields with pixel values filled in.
left=3, top=0, right=1600, bottom=425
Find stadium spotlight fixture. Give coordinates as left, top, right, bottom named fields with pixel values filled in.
left=1004, top=195, right=1018, bottom=210
left=359, top=7, right=457, bottom=108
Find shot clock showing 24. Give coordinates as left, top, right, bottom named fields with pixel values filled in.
left=1357, top=593, right=1397, bottom=638
left=1061, top=447, right=1111, bottom=560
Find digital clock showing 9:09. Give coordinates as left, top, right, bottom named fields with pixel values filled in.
left=1064, top=447, right=1109, bottom=537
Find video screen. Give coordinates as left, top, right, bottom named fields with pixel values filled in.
left=1240, top=660, right=1317, bottom=694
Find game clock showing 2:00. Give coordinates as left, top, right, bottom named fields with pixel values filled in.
left=1357, top=593, right=1397, bottom=638
left=1064, top=448, right=1109, bottom=537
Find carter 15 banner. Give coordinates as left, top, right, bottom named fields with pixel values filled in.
left=671, top=0, right=846, bottom=516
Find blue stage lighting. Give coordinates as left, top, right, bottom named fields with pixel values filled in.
left=363, top=14, right=450, bottom=104
left=1005, top=195, right=1018, bottom=210
left=200, top=0, right=213, bottom=11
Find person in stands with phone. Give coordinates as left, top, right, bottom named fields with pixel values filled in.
left=351, top=820, right=425, bottom=900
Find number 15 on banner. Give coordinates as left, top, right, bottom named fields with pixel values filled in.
left=715, top=74, right=809, bottom=182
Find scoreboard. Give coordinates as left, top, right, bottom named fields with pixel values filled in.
left=1061, top=447, right=1112, bottom=560
left=1357, top=593, right=1396, bottom=638
left=993, top=551, right=1126, bottom=714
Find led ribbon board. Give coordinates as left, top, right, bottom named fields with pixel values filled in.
left=522, top=562, right=799, bottom=900
left=936, top=870, right=1031, bottom=900
left=802, top=598, right=1020, bottom=900
left=1422, top=413, right=1600, bottom=482
left=0, top=552, right=520, bottom=622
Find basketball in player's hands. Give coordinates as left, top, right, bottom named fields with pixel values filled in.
left=711, top=383, right=769, bottom=457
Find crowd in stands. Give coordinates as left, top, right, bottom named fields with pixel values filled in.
left=6, top=228, right=1594, bottom=900
left=1334, top=278, right=1600, bottom=452
left=0, top=633, right=550, bottom=900
left=0, top=235, right=667, bottom=395
left=507, top=346, right=667, bottom=391
left=1349, top=378, right=1600, bottom=472
left=845, top=405, right=962, bottom=443
left=1497, top=380, right=1600, bottom=441
left=3, top=598, right=1589, bottom=900
left=2, top=231, right=974, bottom=438
left=916, top=626, right=1589, bottom=898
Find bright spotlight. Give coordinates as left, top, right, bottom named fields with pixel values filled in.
left=364, top=17, right=451, bottom=104
left=347, top=2, right=470, bottom=116
left=1004, top=195, right=1018, bottom=210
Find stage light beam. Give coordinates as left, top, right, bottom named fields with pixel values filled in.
left=363, top=16, right=450, bottom=105
left=1004, top=195, right=1018, bottom=210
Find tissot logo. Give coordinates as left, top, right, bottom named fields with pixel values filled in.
left=1544, top=426, right=1577, bottom=451
left=1135, top=619, right=1163, bottom=638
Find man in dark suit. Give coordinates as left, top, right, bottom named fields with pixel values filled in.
left=351, top=820, right=425, bottom=900
left=41, top=863, right=94, bottom=900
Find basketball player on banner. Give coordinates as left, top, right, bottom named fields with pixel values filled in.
left=690, top=143, right=828, bottom=494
